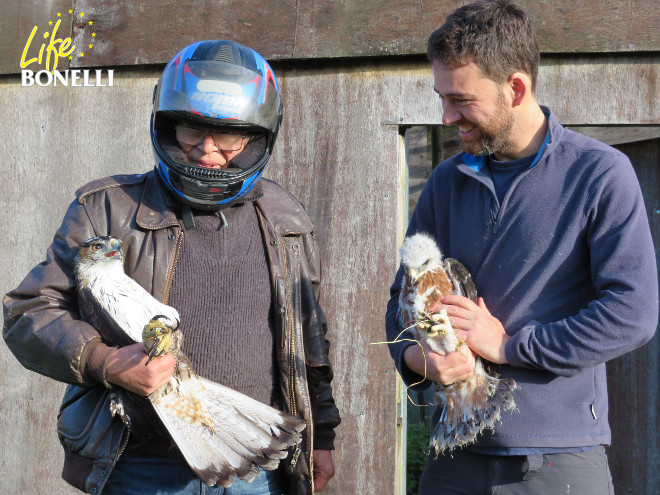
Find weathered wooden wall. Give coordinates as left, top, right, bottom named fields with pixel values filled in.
left=1, top=53, right=658, bottom=494
left=2, top=0, right=659, bottom=73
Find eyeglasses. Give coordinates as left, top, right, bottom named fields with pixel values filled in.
left=174, top=125, right=249, bottom=151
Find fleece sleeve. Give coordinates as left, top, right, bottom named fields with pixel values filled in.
left=504, top=154, right=658, bottom=376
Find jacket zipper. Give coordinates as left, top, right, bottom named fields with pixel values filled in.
left=115, top=418, right=131, bottom=459
left=281, top=238, right=307, bottom=475
left=114, top=228, right=182, bottom=475
left=164, top=229, right=183, bottom=304
left=281, top=238, right=298, bottom=417
left=489, top=208, right=498, bottom=234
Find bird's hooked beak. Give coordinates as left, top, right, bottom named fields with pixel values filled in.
left=105, top=239, right=123, bottom=260
left=409, top=267, right=422, bottom=284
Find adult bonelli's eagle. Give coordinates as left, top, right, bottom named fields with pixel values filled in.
left=398, top=233, right=516, bottom=453
left=74, top=236, right=305, bottom=487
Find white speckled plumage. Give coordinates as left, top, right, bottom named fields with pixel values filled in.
left=74, top=236, right=304, bottom=487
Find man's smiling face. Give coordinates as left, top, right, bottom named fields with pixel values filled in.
left=433, top=59, right=515, bottom=159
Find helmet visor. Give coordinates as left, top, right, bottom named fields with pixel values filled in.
left=174, top=124, right=249, bottom=152
left=157, top=59, right=280, bottom=133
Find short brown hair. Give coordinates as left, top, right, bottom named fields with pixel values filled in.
left=427, top=0, right=539, bottom=91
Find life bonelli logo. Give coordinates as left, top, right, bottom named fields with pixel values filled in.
left=20, top=9, right=114, bottom=87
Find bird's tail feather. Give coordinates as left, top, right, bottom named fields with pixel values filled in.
left=149, top=375, right=305, bottom=487
left=431, top=371, right=517, bottom=455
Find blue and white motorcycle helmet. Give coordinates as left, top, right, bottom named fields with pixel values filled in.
left=151, top=40, right=282, bottom=210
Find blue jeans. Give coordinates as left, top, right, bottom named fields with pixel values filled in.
left=103, top=453, right=284, bottom=494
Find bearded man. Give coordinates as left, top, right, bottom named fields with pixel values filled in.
left=384, top=1, right=658, bottom=494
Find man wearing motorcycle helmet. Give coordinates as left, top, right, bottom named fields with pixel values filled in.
left=152, top=39, right=283, bottom=212
left=3, top=40, right=340, bottom=495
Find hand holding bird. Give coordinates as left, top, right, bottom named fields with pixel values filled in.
left=398, top=233, right=516, bottom=454
left=73, top=236, right=305, bottom=487
left=403, top=334, right=475, bottom=386
left=104, top=342, right=175, bottom=395
left=438, top=294, right=511, bottom=365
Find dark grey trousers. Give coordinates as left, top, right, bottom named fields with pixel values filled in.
left=418, top=446, right=614, bottom=495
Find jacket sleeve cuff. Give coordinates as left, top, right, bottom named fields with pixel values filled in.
left=83, top=341, right=117, bottom=388
left=504, top=320, right=541, bottom=368
left=314, top=426, right=336, bottom=451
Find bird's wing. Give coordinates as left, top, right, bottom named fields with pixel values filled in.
left=444, top=258, right=478, bottom=303
left=149, top=368, right=305, bottom=487
left=85, top=275, right=178, bottom=344
left=419, top=267, right=454, bottom=312
left=77, top=286, right=137, bottom=347
left=408, top=267, right=460, bottom=355
left=399, top=275, right=420, bottom=328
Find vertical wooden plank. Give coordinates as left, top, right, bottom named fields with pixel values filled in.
left=606, top=138, right=660, bottom=495
left=266, top=60, right=403, bottom=494
left=397, top=128, right=412, bottom=495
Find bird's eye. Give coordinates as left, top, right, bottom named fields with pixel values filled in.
left=91, top=244, right=101, bottom=251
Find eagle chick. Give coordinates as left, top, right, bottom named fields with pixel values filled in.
left=399, top=233, right=516, bottom=454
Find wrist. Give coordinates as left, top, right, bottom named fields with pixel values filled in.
left=497, top=335, right=511, bottom=364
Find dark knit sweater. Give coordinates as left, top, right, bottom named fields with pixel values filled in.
left=127, top=198, right=278, bottom=457
left=168, top=202, right=277, bottom=408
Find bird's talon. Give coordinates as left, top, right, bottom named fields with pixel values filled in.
left=142, top=315, right=176, bottom=364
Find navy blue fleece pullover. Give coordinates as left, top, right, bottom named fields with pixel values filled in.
left=386, top=107, right=658, bottom=449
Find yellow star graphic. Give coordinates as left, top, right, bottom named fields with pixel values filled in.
left=68, top=9, right=72, bottom=14
left=80, top=12, right=85, bottom=17
left=57, top=13, right=61, bottom=17
left=69, top=56, right=73, bottom=60
left=80, top=53, right=85, bottom=57
left=88, top=44, right=93, bottom=49
left=92, top=33, right=96, bottom=37
left=89, top=21, right=93, bottom=25
left=48, top=21, right=53, bottom=25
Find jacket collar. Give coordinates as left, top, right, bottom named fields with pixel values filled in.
left=460, top=106, right=562, bottom=172
left=135, top=172, right=314, bottom=235
left=255, top=179, right=314, bottom=236
left=136, top=171, right=180, bottom=230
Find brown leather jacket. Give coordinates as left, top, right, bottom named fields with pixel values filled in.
left=3, top=171, right=340, bottom=494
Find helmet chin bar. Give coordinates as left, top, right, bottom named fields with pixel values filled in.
left=155, top=150, right=268, bottom=211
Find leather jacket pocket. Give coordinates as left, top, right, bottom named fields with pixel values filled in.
left=57, top=385, right=124, bottom=459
